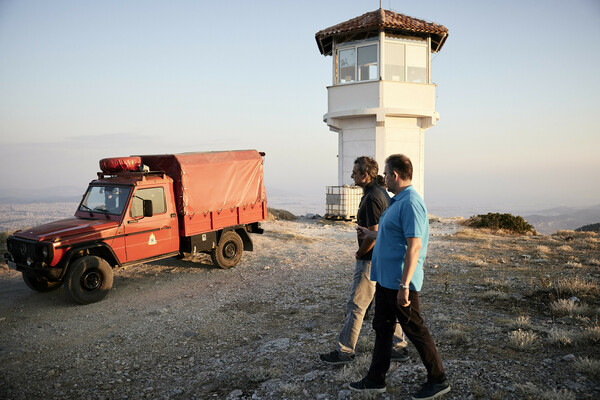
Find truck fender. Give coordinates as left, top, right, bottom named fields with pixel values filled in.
left=215, top=226, right=253, bottom=252
left=235, top=228, right=253, bottom=252
left=59, top=243, right=122, bottom=280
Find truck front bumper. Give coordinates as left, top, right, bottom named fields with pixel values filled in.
left=5, top=255, right=63, bottom=280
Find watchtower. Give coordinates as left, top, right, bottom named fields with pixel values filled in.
left=316, top=9, right=448, bottom=198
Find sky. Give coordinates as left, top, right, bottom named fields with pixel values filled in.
left=1, top=0, right=599, bottom=216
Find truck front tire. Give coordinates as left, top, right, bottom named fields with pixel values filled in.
left=65, top=256, right=114, bottom=304
left=211, top=231, right=243, bottom=269
left=22, top=274, right=63, bottom=292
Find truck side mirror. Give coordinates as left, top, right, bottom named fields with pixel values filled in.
left=143, top=200, right=153, bottom=217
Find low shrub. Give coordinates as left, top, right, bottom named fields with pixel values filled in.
left=267, top=208, right=297, bottom=221
left=463, top=213, right=535, bottom=234
left=0, top=231, right=11, bottom=254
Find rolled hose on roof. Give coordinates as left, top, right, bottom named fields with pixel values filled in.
left=99, top=157, right=142, bottom=173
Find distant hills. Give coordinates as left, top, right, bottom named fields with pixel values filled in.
left=0, top=186, right=83, bottom=204
left=524, top=203, right=600, bottom=234
left=1, top=186, right=598, bottom=236
left=576, top=223, right=600, bottom=233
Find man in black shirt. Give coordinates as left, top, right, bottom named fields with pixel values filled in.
left=320, top=156, right=408, bottom=365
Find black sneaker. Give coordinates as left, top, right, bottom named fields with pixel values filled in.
left=348, top=377, right=386, bottom=393
left=319, top=350, right=355, bottom=365
left=412, top=380, right=451, bottom=400
left=390, top=347, right=410, bottom=362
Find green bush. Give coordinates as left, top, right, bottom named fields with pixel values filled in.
left=465, top=213, right=535, bottom=234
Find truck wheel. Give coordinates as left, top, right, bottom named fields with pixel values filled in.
left=22, top=274, right=63, bottom=292
left=211, top=231, right=243, bottom=269
left=65, top=256, right=113, bottom=304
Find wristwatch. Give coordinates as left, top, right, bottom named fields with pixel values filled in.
left=399, top=283, right=409, bottom=290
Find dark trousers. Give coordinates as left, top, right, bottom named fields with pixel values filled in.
left=366, top=283, right=446, bottom=385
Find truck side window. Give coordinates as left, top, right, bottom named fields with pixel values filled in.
left=130, top=187, right=167, bottom=218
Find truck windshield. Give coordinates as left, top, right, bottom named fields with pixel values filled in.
left=80, top=186, right=131, bottom=216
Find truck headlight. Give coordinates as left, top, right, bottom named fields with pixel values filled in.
left=37, top=243, right=53, bottom=264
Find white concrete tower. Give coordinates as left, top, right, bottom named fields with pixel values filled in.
left=316, top=9, right=448, bottom=197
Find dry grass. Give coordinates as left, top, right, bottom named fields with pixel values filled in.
left=515, top=382, right=576, bottom=400
left=551, top=299, right=582, bottom=317
left=555, top=276, right=599, bottom=297
left=335, top=353, right=373, bottom=383
left=573, top=357, right=600, bottom=378
left=536, top=245, right=552, bottom=254
left=512, top=315, right=532, bottom=330
left=565, top=260, right=583, bottom=268
left=548, top=327, right=575, bottom=346
left=556, top=245, right=573, bottom=252
left=508, top=329, right=539, bottom=351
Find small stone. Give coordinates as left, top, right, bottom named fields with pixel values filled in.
left=563, top=354, right=576, bottom=362
left=337, top=389, right=352, bottom=400
left=226, top=389, right=243, bottom=399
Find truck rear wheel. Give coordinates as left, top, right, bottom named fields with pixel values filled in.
left=211, top=231, right=243, bottom=269
left=65, top=256, right=114, bottom=304
left=22, top=274, right=63, bottom=292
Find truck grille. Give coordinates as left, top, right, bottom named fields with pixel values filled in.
left=7, top=237, right=38, bottom=264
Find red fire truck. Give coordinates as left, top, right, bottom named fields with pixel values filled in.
left=5, top=150, right=267, bottom=304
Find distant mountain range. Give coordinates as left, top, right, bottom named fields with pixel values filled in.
left=0, top=186, right=82, bottom=204
left=524, top=203, right=600, bottom=234
left=1, top=186, right=597, bottom=235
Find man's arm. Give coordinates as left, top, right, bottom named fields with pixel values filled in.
left=356, top=224, right=378, bottom=258
left=397, top=237, right=422, bottom=307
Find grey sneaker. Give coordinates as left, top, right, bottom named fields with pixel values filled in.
left=390, top=347, right=410, bottom=362
left=319, top=350, right=354, bottom=365
left=348, top=377, right=386, bottom=393
left=412, top=380, right=451, bottom=400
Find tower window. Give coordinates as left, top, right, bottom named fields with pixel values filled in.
left=337, top=42, right=379, bottom=84
left=384, top=36, right=429, bottom=84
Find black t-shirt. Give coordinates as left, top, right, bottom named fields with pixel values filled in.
left=356, top=181, right=390, bottom=260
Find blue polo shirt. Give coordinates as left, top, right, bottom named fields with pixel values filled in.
left=370, top=186, right=429, bottom=291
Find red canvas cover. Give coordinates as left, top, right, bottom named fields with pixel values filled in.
left=139, top=150, right=266, bottom=218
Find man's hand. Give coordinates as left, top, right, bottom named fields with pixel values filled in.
left=397, top=287, right=411, bottom=308
left=356, top=226, right=377, bottom=240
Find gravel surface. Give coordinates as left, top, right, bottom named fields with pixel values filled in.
left=1, top=217, right=599, bottom=399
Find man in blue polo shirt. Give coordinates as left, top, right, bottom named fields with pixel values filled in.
left=350, top=154, right=450, bottom=400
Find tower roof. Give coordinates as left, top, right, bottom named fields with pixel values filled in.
left=315, top=8, right=449, bottom=56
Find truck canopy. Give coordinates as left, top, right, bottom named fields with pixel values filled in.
left=138, top=150, right=266, bottom=236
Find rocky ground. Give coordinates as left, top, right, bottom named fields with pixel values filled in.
left=1, top=216, right=599, bottom=400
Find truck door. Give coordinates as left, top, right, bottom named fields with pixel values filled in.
left=123, top=187, right=179, bottom=262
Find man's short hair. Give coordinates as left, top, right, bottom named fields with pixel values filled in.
left=385, top=154, right=413, bottom=181
left=354, top=156, right=378, bottom=181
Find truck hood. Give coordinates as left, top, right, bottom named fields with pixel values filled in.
left=14, top=218, right=119, bottom=242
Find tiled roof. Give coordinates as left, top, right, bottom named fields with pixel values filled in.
left=316, top=9, right=448, bottom=55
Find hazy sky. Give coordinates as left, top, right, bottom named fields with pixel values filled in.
left=1, top=0, right=599, bottom=215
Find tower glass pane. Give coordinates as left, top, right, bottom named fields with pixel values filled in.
left=357, top=44, right=378, bottom=81
left=338, top=48, right=355, bottom=83
left=384, top=42, right=405, bottom=81
left=406, top=45, right=428, bottom=83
